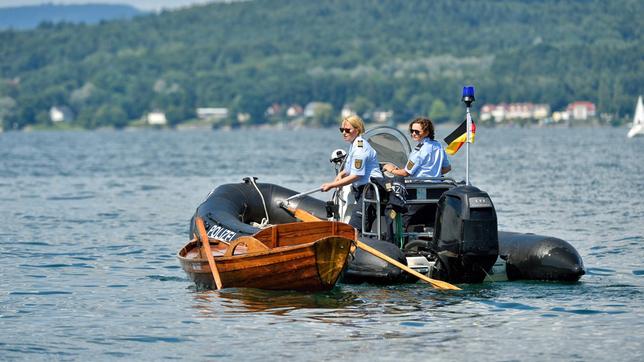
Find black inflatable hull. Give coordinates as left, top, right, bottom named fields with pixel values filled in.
left=190, top=180, right=329, bottom=238
left=498, top=231, right=585, bottom=282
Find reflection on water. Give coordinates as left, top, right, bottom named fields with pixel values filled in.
left=190, top=283, right=492, bottom=329
left=193, top=288, right=362, bottom=316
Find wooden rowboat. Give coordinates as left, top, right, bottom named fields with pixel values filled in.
left=178, top=221, right=356, bottom=291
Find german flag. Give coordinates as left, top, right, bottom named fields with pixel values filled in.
left=444, top=120, right=475, bottom=155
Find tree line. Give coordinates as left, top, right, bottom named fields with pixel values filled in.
left=0, top=0, right=642, bottom=129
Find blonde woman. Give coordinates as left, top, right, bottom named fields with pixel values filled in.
left=321, top=115, right=382, bottom=231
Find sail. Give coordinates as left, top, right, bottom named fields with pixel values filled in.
left=627, top=96, right=644, bottom=138
left=634, top=96, right=643, bottom=126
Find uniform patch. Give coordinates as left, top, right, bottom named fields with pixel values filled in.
left=354, top=159, right=363, bottom=169
left=406, top=160, right=415, bottom=170
left=357, top=140, right=363, bottom=148
left=389, top=209, right=397, bottom=219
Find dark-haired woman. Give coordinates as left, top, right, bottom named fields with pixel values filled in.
left=382, top=117, right=451, bottom=232
left=382, top=117, right=451, bottom=177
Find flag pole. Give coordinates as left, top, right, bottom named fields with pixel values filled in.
left=466, top=106, right=471, bottom=185
left=462, top=86, right=475, bottom=186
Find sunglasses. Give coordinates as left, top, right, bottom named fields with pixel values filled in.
left=410, top=129, right=422, bottom=135
left=339, top=127, right=353, bottom=134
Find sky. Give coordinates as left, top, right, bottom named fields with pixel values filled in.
left=0, top=1, right=219, bottom=11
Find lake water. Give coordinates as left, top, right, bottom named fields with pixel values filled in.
left=1, top=126, right=642, bottom=361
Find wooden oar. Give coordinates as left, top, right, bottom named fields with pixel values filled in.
left=279, top=202, right=322, bottom=222
left=195, top=217, right=223, bottom=290
left=285, top=206, right=461, bottom=290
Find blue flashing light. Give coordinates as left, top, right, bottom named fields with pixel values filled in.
left=462, top=86, right=475, bottom=98
left=462, top=85, right=475, bottom=106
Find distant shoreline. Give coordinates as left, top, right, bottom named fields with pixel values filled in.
left=5, top=121, right=630, bottom=134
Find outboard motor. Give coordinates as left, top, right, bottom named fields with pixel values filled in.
left=430, top=185, right=499, bottom=283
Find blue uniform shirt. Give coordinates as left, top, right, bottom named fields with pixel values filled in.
left=344, top=135, right=383, bottom=186
left=404, top=137, right=450, bottom=178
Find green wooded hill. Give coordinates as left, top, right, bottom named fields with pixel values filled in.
left=0, top=0, right=642, bottom=129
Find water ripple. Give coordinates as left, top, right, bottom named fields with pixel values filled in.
left=550, top=307, right=625, bottom=315
left=146, top=275, right=186, bottom=282
left=115, top=335, right=189, bottom=343
left=46, top=193, right=96, bottom=201
left=9, top=291, right=73, bottom=296
left=585, top=267, right=615, bottom=276
left=19, top=263, right=95, bottom=269
left=481, top=300, right=539, bottom=311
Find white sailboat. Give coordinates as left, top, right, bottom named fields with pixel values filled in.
left=627, top=95, right=644, bottom=138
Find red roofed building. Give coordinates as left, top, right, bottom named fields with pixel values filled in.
left=566, top=101, right=596, bottom=120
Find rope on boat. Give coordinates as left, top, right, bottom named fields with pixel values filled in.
left=248, top=176, right=270, bottom=228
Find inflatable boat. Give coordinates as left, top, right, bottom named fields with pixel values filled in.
left=187, top=126, right=584, bottom=286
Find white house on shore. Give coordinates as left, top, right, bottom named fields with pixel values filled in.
left=50, top=106, right=74, bottom=123
left=196, top=107, right=228, bottom=122
left=303, top=102, right=326, bottom=118
left=341, top=105, right=356, bottom=119
left=372, top=109, right=394, bottom=123
left=480, top=103, right=550, bottom=123
left=146, top=111, right=167, bottom=126
left=286, top=104, right=303, bottom=118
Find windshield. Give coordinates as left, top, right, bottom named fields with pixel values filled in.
left=363, top=126, right=411, bottom=167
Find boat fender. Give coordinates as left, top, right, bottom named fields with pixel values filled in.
left=498, top=231, right=585, bottom=282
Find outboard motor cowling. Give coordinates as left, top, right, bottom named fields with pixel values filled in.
left=430, top=186, right=499, bottom=283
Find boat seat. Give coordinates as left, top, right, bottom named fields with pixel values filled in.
left=224, top=236, right=270, bottom=256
